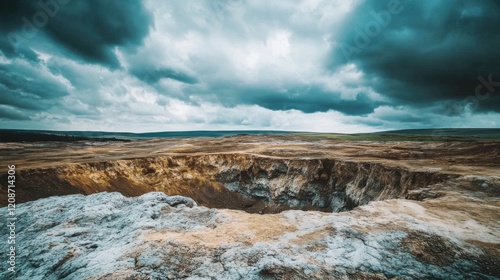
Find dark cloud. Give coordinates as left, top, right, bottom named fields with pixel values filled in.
left=131, top=67, right=199, bottom=85
left=0, top=0, right=152, bottom=68
left=0, top=64, right=68, bottom=114
left=0, top=36, right=41, bottom=64
left=0, top=106, right=30, bottom=120
left=199, top=84, right=383, bottom=115
left=330, top=0, right=500, bottom=112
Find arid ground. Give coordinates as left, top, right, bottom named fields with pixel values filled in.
left=0, top=135, right=499, bottom=279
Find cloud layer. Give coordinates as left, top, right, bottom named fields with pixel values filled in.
left=330, top=0, right=500, bottom=113
left=0, top=0, right=499, bottom=132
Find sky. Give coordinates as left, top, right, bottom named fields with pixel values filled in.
left=0, top=0, right=499, bottom=133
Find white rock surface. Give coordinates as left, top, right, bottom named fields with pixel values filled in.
left=1, top=190, right=499, bottom=279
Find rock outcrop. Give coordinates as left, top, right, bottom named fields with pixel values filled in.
left=1, top=190, right=498, bottom=279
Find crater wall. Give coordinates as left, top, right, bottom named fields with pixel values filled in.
left=9, top=154, right=453, bottom=212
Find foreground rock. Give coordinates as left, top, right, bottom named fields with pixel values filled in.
left=1, top=188, right=499, bottom=279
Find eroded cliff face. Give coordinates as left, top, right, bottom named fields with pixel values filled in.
left=212, top=156, right=453, bottom=212
left=14, top=154, right=454, bottom=213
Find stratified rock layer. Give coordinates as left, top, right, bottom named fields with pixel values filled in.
left=11, top=155, right=454, bottom=213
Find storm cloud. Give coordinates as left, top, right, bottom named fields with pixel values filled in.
left=0, top=0, right=499, bottom=132
left=330, top=0, right=500, bottom=113
left=0, top=0, right=152, bottom=67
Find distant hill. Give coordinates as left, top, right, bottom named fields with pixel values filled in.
left=373, top=128, right=500, bottom=138
left=0, top=129, right=131, bottom=143
left=1, top=128, right=499, bottom=142
left=0, top=129, right=293, bottom=142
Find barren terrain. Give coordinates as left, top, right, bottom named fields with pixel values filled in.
left=1, top=135, right=499, bottom=209
left=0, top=135, right=499, bottom=279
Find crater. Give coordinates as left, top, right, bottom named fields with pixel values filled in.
left=7, top=153, right=453, bottom=214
